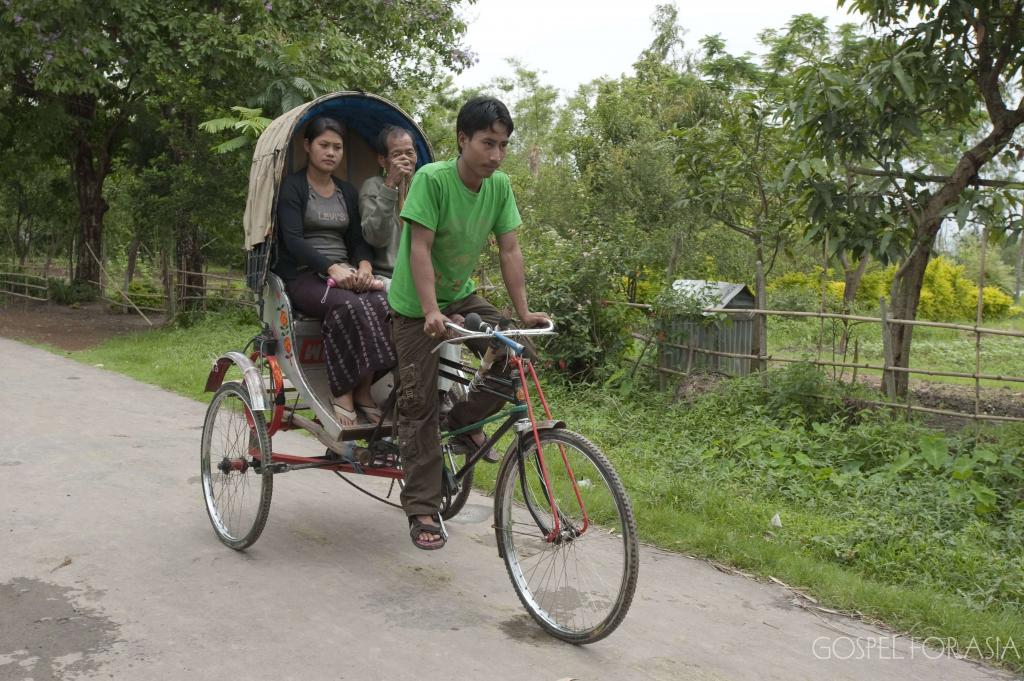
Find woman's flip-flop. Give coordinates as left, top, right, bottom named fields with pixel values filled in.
left=332, top=403, right=358, bottom=428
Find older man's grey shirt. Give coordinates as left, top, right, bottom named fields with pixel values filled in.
left=358, top=175, right=403, bottom=278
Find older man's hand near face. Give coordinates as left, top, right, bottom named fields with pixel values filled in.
left=385, top=156, right=414, bottom=190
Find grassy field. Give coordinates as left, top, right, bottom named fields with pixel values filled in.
left=768, top=315, right=1024, bottom=391
left=70, top=312, right=1024, bottom=673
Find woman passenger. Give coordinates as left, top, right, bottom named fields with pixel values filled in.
left=273, top=116, right=395, bottom=426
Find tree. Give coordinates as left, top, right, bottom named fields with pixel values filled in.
left=787, top=0, right=1024, bottom=396
left=674, top=18, right=838, bottom=300
left=0, top=0, right=473, bottom=293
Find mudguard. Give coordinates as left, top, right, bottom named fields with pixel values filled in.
left=204, top=351, right=267, bottom=412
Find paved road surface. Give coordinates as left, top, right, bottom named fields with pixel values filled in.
left=0, top=338, right=1017, bottom=681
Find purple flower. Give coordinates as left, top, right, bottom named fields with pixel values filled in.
left=263, top=1, right=272, bottom=10
left=44, top=51, right=53, bottom=62
left=14, top=13, right=23, bottom=25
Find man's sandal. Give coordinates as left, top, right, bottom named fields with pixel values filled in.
left=409, top=515, right=446, bottom=550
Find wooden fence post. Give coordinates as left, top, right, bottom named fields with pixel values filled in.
left=879, top=298, right=896, bottom=399
left=756, top=260, right=767, bottom=386
left=817, top=234, right=828, bottom=363
left=975, top=227, right=987, bottom=424
left=852, top=339, right=860, bottom=385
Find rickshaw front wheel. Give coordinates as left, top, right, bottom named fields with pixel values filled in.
left=493, top=429, right=638, bottom=644
left=201, top=381, right=273, bottom=550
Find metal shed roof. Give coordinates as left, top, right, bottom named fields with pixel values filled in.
left=670, top=280, right=754, bottom=309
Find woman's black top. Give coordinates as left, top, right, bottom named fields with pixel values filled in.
left=273, top=170, right=373, bottom=283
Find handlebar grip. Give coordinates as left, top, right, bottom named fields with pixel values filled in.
left=463, top=312, right=486, bottom=332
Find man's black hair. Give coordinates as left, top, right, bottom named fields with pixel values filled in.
left=375, top=124, right=413, bottom=156
left=456, top=96, right=514, bottom=152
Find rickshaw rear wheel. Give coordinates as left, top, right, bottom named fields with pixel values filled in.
left=201, top=381, right=273, bottom=550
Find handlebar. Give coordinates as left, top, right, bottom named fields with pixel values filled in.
left=431, top=317, right=556, bottom=354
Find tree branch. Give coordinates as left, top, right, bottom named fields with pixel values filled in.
left=718, top=216, right=758, bottom=238
left=847, top=165, right=1024, bottom=190
left=863, top=154, right=924, bottom=228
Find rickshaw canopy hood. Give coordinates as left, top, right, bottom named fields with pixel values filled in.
left=242, top=91, right=433, bottom=251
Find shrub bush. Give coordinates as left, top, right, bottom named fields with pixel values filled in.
left=509, top=224, right=640, bottom=377
left=770, top=258, right=1012, bottom=321
left=126, top=279, right=165, bottom=310
left=47, top=278, right=98, bottom=305
left=763, top=361, right=844, bottom=424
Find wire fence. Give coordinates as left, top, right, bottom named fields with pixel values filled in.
left=0, top=268, right=254, bottom=320
left=628, top=305, right=1024, bottom=424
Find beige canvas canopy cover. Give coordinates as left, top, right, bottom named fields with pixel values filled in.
left=242, top=91, right=433, bottom=251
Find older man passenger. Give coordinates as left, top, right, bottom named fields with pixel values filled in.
left=359, top=125, right=417, bottom=289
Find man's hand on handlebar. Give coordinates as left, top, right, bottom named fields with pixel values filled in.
left=423, top=310, right=449, bottom=339
left=520, top=311, right=551, bottom=328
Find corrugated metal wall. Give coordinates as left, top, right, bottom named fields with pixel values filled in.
left=658, top=316, right=755, bottom=378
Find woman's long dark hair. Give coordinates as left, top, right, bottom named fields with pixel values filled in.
left=304, top=116, right=345, bottom=142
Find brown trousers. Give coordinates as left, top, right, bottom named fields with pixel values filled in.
left=391, top=294, right=514, bottom=517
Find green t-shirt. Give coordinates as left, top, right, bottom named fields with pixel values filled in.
left=388, top=158, right=522, bottom=317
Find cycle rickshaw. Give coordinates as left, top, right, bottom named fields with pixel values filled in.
left=200, top=91, right=638, bottom=643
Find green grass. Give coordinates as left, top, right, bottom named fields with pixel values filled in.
left=73, top=313, right=256, bottom=401
left=68, top=314, right=1024, bottom=673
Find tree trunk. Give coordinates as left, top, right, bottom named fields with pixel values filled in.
left=42, top=234, right=57, bottom=279
left=124, top=236, right=140, bottom=288
left=123, top=236, right=141, bottom=313
left=171, top=119, right=205, bottom=313
left=885, top=112, right=1021, bottom=397
left=842, top=253, right=869, bottom=310
left=18, top=215, right=32, bottom=268
left=887, top=231, right=937, bottom=397
left=838, top=253, right=869, bottom=354
left=11, top=192, right=25, bottom=267
left=71, top=136, right=110, bottom=290
left=161, top=247, right=176, bottom=317
left=666, top=231, right=682, bottom=282
left=176, top=210, right=205, bottom=312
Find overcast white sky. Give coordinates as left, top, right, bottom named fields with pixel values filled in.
left=452, top=0, right=866, bottom=94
